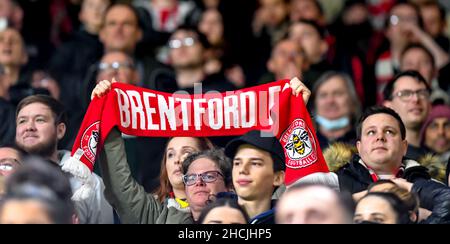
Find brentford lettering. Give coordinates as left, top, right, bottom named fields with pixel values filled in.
left=114, top=86, right=281, bottom=131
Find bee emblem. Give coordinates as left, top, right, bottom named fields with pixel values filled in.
left=81, top=121, right=100, bottom=163
left=285, top=130, right=310, bottom=156
left=281, top=119, right=318, bottom=169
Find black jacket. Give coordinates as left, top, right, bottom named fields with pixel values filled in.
left=336, top=155, right=431, bottom=194
left=250, top=208, right=276, bottom=224
left=49, top=29, right=103, bottom=84
left=0, top=98, right=16, bottom=145
left=48, top=30, right=104, bottom=149
left=406, top=144, right=431, bottom=162
left=413, top=179, right=450, bottom=224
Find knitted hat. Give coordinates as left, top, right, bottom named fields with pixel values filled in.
left=420, top=105, right=450, bottom=145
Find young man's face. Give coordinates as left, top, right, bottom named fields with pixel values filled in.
left=232, top=144, right=284, bottom=202
left=15, top=103, right=65, bottom=158
left=384, top=76, right=430, bottom=130
left=357, top=113, right=408, bottom=171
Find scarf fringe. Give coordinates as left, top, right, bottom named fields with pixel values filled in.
left=62, top=156, right=94, bottom=201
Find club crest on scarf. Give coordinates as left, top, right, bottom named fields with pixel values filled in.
left=281, top=118, right=318, bottom=169
left=81, top=121, right=100, bottom=163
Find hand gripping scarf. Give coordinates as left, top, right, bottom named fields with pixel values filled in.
left=64, top=80, right=329, bottom=200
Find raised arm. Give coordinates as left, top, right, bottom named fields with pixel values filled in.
left=98, top=128, right=163, bottom=224
left=92, top=79, right=163, bottom=224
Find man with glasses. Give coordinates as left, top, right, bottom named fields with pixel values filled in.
left=224, top=130, right=286, bottom=224
left=383, top=70, right=432, bottom=160
left=375, top=1, right=422, bottom=99
left=374, top=2, right=448, bottom=104
left=165, top=26, right=236, bottom=94
left=0, top=144, right=24, bottom=177
left=96, top=51, right=138, bottom=85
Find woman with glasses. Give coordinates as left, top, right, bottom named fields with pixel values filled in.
left=92, top=80, right=231, bottom=223
left=180, top=149, right=232, bottom=222
left=99, top=128, right=230, bottom=223
left=152, top=136, right=214, bottom=211
left=91, top=77, right=310, bottom=223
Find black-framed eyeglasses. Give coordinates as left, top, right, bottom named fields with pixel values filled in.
left=168, top=37, right=196, bottom=49
left=391, top=89, right=430, bottom=102
left=98, top=61, right=134, bottom=72
left=182, top=170, right=224, bottom=186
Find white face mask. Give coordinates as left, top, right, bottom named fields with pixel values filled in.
left=315, top=115, right=350, bottom=131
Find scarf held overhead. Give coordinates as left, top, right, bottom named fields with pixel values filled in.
left=65, top=80, right=328, bottom=199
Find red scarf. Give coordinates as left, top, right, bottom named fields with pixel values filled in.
left=64, top=80, right=328, bottom=199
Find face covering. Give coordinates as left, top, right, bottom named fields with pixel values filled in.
left=316, top=115, right=350, bottom=131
